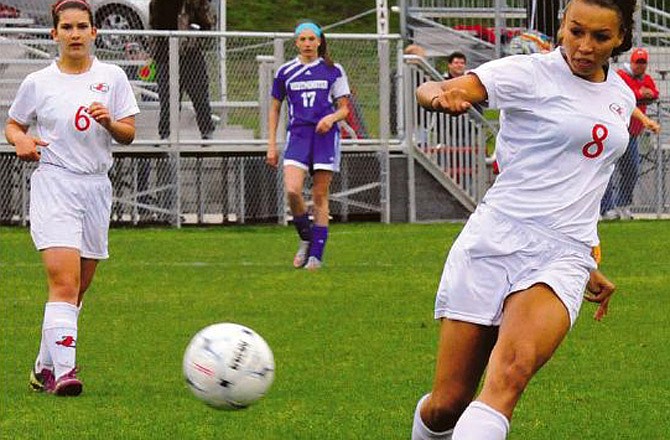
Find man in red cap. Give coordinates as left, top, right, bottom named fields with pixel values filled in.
left=601, top=47, right=660, bottom=220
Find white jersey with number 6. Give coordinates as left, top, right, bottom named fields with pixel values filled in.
left=9, top=58, right=139, bottom=175
left=472, top=48, right=635, bottom=246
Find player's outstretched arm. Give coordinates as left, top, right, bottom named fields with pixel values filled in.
left=416, top=74, right=487, bottom=116
left=584, top=269, right=616, bottom=321
left=5, top=118, right=49, bottom=162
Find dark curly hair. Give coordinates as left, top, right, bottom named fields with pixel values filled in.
left=561, top=0, right=635, bottom=57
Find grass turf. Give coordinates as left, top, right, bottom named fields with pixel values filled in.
left=1, top=220, right=668, bottom=439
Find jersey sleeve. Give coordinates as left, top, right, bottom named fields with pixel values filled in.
left=112, top=66, right=140, bottom=120
left=8, top=75, right=37, bottom=126
left=470, top=55, right=538, bottom=110
left=331, top=64, right=350, bottom=99
left=271, top=69, right=286, bottom=101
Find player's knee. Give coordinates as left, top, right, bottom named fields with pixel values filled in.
left=49, top=283, right=80, bottom=302
left=286, top=187, right=303, bottom=203
left=492, top=349, right=537, bottom=395
left=425, top=391, right=470, bottom=426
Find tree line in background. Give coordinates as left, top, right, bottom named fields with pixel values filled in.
left=227, top=0, right=400, bottom=34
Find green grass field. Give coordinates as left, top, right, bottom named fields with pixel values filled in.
left=1, top=221, right=669, bottom=439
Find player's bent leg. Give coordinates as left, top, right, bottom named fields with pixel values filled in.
left=419, top=319, right=498, bottom=433
left=452, top=401, right=509, bottom=440
left=42, top=247, right=82, bottom=305
left=310, top=170, right=332, bottom=227
left=477, top=283, right=571, bottom=420
left=40, top=248, right=84, bottom=394
left=412, top=394, right=454, bottom=440
left=305, top=171, right=332, bottom=269
left=283, top=165, right=308, bottom=215
left=79, top=258, right=99, bottom=303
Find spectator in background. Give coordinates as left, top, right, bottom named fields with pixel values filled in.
left=443, top=51, right=467, bottom=80
left=443, top=51, right=482, bottom=114
left=149, top=0, right=215, bottom=140
left=340, top=88, right=369, bottom=140
left=601, top=47, right=660, bottom=220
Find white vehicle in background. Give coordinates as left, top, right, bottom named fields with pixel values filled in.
left=2, top=0, right=150, bottom=51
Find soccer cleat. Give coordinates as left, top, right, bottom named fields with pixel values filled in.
left=293, top=240, right=311, bottom=268
left=29, top=368, right=55, bottom=393
left=53, top=368, right=83, bottom=397
left=304, top=256, right=322, bottom=271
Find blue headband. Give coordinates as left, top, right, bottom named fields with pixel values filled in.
left=295, top=23, right=321, bottom=37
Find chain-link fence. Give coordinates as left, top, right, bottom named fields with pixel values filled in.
left=602, top=103, right=669, bottom=220
left=403, top=0, right=670, bottom=220
left=1, top=1, right=669, bottom=226
left=0, top=25, right=400, bottom=226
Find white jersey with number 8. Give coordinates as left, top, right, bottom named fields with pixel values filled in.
left=472, top=48, right=635, bottom=246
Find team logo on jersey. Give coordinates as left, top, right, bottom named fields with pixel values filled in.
left=90, top=82, right=110, bottom=94
left=609, top=103, right=626, bottom=121
left=289, top=80, right=328, bottom=90
left=305, top=70, right=312, bottom=76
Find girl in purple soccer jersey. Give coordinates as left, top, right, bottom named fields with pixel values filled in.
left=266, top=21, right=351, bottom=270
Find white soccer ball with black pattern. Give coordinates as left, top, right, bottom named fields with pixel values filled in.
left=183, top=323, right=275, bottom=410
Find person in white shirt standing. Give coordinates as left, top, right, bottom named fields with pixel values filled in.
left=411, top=0, right=636, bottom=438
left=4, top=0, right=139, bottom=397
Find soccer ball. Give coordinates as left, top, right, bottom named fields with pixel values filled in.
left=183, top=323, right=275, bottom=410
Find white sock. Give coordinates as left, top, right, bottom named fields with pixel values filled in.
left=43, top=302, right=79, bottom=380
left=34, top=304, right=54, bottom=373
left=452, top=401, right=509, bottom=440
left=412, top=394, right=454, bottom=440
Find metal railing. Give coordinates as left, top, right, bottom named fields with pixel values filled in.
left=401, top=54, right=495, bottom=221
left=0, top=28, right=402, bottom=226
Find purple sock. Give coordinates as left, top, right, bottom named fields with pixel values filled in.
left=309, top=225, right=328, bottom=261
left=293, top=213, right=312, bottom=242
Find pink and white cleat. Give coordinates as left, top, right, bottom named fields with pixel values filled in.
left=53, top=368, right=83, bottom=397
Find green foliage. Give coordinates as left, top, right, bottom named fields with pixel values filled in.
left=227, top=0, right=399, bottom=33
left=1, top=220, right=668, bottom=439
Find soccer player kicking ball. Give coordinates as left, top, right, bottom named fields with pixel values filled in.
left=4, top=0, right=139, bottom=396
left=266, top=21, right=351, bottom=270
left=411, top=0, right=635, bottom=438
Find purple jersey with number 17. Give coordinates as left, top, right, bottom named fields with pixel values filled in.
left=272, top=57, right=350, bottom=129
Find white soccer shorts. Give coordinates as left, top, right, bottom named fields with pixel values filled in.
left=29, top=165, right=112, bottom=259
left=435, top=204, right=597, bottom=327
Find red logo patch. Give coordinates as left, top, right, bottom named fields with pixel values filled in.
left=56, top=335, right=77, bottom=348
left=89, top=82, right=109, bottom=93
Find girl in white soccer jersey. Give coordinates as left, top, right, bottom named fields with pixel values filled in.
left=266, top=21, right=350, bottom=270
left=4, top=0, right=139, bottom=396
left=411, top=0, right=636, bottom=438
